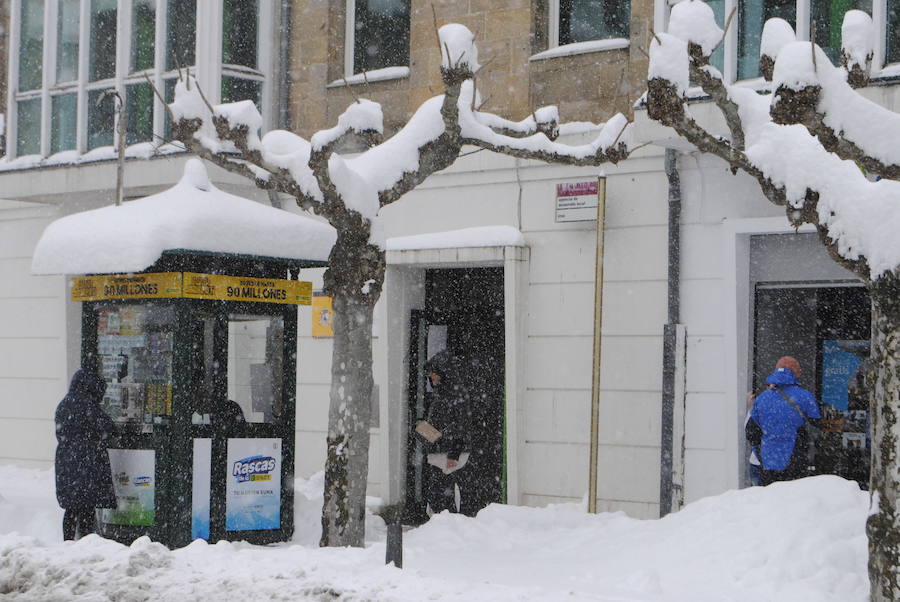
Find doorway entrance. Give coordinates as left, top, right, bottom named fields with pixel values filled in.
left=752, top=283, right=871, bottom=487
left=405, top=267, right=506, bottom=523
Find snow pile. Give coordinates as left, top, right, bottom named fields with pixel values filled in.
left=31, top=158, right=336, bottom=275
left=760, top=18, right=796, bottom=61
left=842, top=10, right=874, bottom=69
left=439, top=24, right=480, bottom=71
left=667, top=0, right=723, bottom=56
left=0, top=464, right=871, bottom=601
left=386, top=226, right=526, bottom=251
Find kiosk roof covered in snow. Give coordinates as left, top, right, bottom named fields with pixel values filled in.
left=31, top=159, right=336, bottom=275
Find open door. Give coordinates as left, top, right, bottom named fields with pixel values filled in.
left=404, top=268, right=506, bottom=523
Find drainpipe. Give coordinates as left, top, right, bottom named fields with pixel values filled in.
left=267, top=0, right=293, bottom=210
left=660, top=148, right=686, bottom=517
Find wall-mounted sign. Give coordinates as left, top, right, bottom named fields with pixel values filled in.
left=71, top=273, right=312, bottom=305
left=555, top=180, right=600, bottom=222
left=72, top=273, right=183, bottom=302
left=183, top=273, right=312, bottom=305
left=225, top=438, right=282, bottom=531
left=311, top=294, right=334, bottom=338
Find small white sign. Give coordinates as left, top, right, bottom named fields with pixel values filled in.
left=556, top=180, right=599, bottom=222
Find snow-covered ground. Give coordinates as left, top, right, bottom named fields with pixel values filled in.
left=0, top=465, right=870, bottom=601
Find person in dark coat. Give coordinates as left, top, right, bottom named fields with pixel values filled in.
left=55, top=369, right=117, bottom=540
left=420, top=350, right=473, bottom=515
left=746, top=356, right=821, bottom=486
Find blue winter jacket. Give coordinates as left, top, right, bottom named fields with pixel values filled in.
left=749, top=368, right=820, bottom=471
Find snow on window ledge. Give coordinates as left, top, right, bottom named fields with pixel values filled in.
left=529, top=38, right=629, bottom=62
left=327, top=66, right=410, bottom=88
left=0, top=143, right=186, bottom=172
left=872, top=63, right=900, bottom=80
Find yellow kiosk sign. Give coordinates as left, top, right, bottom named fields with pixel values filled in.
left=72, top=273, right=312, bottom=305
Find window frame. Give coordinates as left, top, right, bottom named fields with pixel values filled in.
left=548, top=0, right=632, bottom=50
left=343, top=0, right=411, bottom=78
left=6, top=0, right=273, bottom=162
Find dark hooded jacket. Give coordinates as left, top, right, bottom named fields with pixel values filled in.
left=54, top=370, right=117, bottom=509
left=746, top=367, right=821, bottom=472
left=423, top=351, right=471, bottom=461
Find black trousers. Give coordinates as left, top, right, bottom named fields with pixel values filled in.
left=426, top=464, right=480, bottom=517
left=63, top=507, right=96, bottom=540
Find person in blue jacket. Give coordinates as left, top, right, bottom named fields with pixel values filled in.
left=55, top=369, right=117, bottom=540
left=746, top=356, right=821, bottom=485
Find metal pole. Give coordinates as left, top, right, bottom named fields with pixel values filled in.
left=588, top=177, right=607, bottom=514
left=115, top=94, right=125, bottom=206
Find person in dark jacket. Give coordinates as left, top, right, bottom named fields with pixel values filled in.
left=421, top=350, right=473, bottom=515
left=746, top=356, right=821, bottom=485
left=55, top=369, right=117, bottom=540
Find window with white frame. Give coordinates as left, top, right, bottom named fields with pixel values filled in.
left=345, top=0, right=410, bottom=76
left=549, top=0, right=631, bottom=48
left=8, top=0, right=272, bottom=161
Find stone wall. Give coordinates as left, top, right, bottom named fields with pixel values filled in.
left=289, top=0, right=650, bottom=137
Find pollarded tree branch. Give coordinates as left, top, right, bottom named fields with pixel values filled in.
left=687, top=42, right=746, bottom=151
left=772, top=84, right=900, bottom=181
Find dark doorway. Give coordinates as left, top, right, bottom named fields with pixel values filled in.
left=753, top=284, right=871, bottom=487
left=405, top=268, right=505, bottom=523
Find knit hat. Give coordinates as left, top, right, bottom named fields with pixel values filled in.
left=775, top=356, right=801, bottom=374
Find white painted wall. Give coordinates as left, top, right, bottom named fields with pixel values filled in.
left=0, top=199, right=67, bottom=468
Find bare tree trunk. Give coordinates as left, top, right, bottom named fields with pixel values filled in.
left=867, top=274, right=900, bottom=601
left=319, top=223, right=385, bottom=547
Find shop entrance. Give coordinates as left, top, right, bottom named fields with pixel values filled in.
left=752, top=283, right=871, bottom=487
left=405, top=267, right=505, bottom=523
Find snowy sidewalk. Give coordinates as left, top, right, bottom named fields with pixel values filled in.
left=0, top=466, right=870, bottom=601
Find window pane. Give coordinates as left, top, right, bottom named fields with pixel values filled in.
left=812, top=0, right=872, bottom=65
left=88, top=88, right=116, bottom=149
left=166, top=0, right=197, bottom=70
left=707, top=0, right=725, bottom=73
left=131, top=0, right=156, bottom=73
left=353, top=0, right=410, bottom=73
left=51, top=93, right=77, bottom=154
left=558, top=0, right=630, bottom=46
left=222, top=0, right=258, bottom=69
left=222, top=76, right=261, bottom=106
left=90, top=0, right=118, bottom=81
left=18, top=0, right=44, bottom=91
left=97, top=304, right=176, bottom=425
left=888, top=0, right=900, bottom=63
left=126, top=83, right=154, bottom=145
left=738, top=0, right=796, bottom=79
left=57, top=0, right=80, bottom=83
left=16, top=98, right=41, bottom=156
left=164, top=77, right=177, bottom=140
left=227, top=314, right=284, bottom=424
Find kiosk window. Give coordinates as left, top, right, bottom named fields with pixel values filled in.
left=97, top=305, right=175, bottom=424
left=227, top=314, right=284, bottom=424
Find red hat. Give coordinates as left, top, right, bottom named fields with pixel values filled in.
left=775, top=356, right=801, bottom=374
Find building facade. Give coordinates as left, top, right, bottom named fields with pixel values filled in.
left=0, top=0, right=885, bottom=520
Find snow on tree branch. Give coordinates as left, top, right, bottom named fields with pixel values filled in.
left=646, top=0, right=900, bottom=279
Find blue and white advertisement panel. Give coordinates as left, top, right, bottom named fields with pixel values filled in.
left=191, top=438, right=212, bottom=540
left=821, top=339, right=866, bottom=411
left=225, top=438, right=282, bottom=531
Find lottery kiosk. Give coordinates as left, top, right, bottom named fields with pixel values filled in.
left=32, top=160, right=333, bottom=548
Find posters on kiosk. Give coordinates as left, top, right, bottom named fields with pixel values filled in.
left=103, top=449, right=156, bottom=526
left=191, top=438, right=212, bottom=540
left=225, top=438, right=282, bottom=531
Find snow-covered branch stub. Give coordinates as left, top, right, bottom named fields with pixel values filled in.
left=760, top=18, right=796, bottom=81
left=841, top=10, right=874, bottom=88
left=667, top=0, right=722, bottom=60
left=439, top=24, right=479, bottom=85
